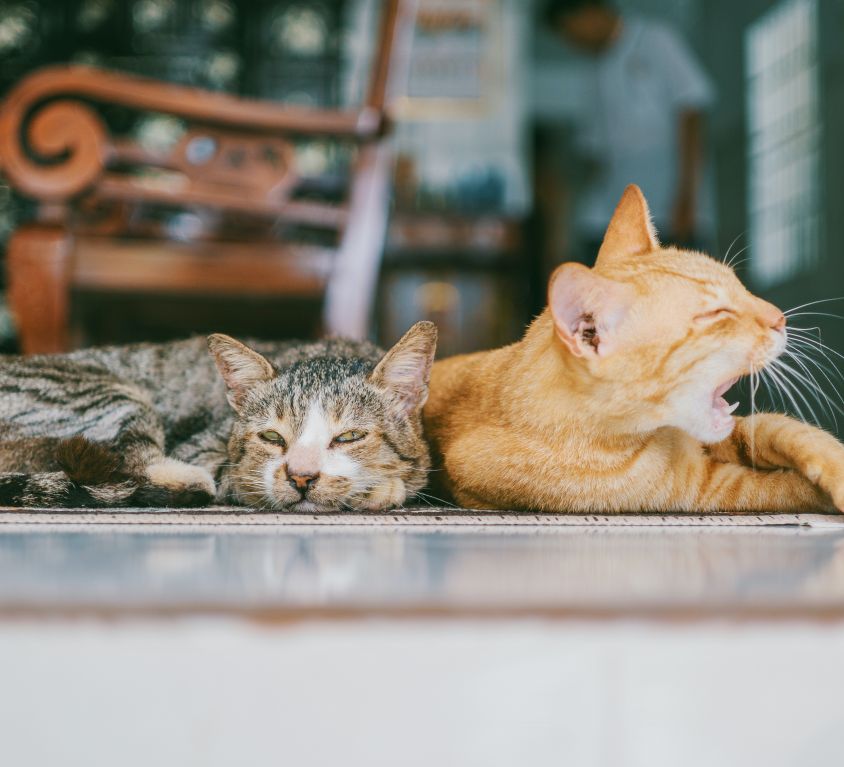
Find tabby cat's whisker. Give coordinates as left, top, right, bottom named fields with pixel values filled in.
left=410, top=493, right=436, bottom=509
left=413, top=490, right=459, bottom=509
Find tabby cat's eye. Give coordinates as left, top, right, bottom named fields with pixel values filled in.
left=332, top=430, right=366, bottom=445
left=258, top=429, right=285, bottom=446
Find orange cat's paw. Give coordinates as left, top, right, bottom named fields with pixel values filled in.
left=804, top=458, right=844, bottom=511
left=827, top=479, right=844, bottom=512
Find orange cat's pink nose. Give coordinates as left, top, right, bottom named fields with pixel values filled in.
left=757, top=299, right=785, bottom=332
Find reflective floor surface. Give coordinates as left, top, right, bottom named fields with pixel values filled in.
left=1, top=520, right=844, bottom=616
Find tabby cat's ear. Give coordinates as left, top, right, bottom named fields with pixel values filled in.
left=370, top=321, right=438, bottom=413
left=548, top=263, right=633, bottom=358
left=207, top=334, right=275, bottom=411
left=595, top=184, right=659, bottom=268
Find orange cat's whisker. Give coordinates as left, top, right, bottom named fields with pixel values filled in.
left=768, top=359, right=823, bottom=426
left=765, top=364, right=805, bottom=424
left=785, top=344, right=844, bottom=412
left=749, top=365, right=758, bottom=467
left=783, top=296, right=844, bottom=316
left=786, top=311, right=844, bottom=322
left=758, top=367, right=787, bottom=415
left=789, top=327, right=844, bottom=363
left=721, top=231, right=747, bottom=267
left=724, top=245, right=751, bottom=270
left=782, top=354, right=840, bottom=428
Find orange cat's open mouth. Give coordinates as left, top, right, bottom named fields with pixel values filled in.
left=712, top=377, right=740, bottom=430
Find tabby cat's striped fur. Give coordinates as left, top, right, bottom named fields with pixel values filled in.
left=0, top=322, right=436, bottom=510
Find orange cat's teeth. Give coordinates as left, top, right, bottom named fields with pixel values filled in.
left=727, top=402, right=740, bottom=414
left=713, top=377, right=741, bottom=399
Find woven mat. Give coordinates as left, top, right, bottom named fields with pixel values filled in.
left=0, top=507, right=842, bottom=528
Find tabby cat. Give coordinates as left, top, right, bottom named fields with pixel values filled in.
left=424, top=185, right=844, bottom=512
left=0, top=322, right=436, bottom=510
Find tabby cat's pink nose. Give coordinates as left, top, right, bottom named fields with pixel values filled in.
left=288, top=472, right=319, bottom=494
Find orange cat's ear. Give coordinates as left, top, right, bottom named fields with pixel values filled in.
left=548, top=263, right=633, bottom=358
left=595, top=184, right=659, bottom=268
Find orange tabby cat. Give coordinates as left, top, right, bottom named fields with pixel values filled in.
left=424, top=185, right=844, bottom=512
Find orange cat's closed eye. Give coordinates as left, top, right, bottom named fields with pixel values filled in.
left=694, top=308, right=736, bottom=322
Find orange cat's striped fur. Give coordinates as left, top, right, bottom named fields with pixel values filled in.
left=424, top=185, right=844, bottom=512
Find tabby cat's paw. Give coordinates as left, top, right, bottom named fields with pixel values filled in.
left=358, top=478, right=407, bottom=511
left=143, top=459, right=216, bottom=507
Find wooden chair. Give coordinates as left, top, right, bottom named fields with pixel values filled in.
left=0, top=0, right=415, bottom=354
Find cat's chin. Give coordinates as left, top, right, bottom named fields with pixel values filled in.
left=284, top=499, right=358, bottom=513
left=284, top=499, right=329, bottom=512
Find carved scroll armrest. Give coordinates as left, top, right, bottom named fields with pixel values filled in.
left=0, top=65, right=386, bottom=204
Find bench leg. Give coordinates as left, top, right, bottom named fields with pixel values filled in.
left=7, top=225, right=72, bottom=354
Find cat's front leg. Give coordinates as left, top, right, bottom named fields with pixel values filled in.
left=117, top=423, right=218, bottom=506
left=143, top=458, right=217, bottom=504
left=165, top=428, right=231, bottom=504
left=71, top=392, right=217, bottom=508
left=690, top=457, right=832, bottom=512
left=717, top=414, right=844, bottom=510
